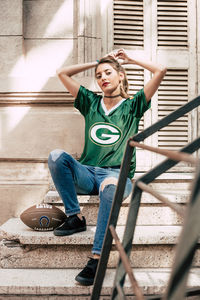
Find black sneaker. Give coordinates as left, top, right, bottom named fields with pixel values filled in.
left=54, top=215, right=86, bottom=236
left=75, top=257, right=99, bottom=286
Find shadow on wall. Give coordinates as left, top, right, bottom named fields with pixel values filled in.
left=1, top=0, right=105, bottom=159
left=0, top=0, right=86, bottom=223
left=1, top=0, right=83, bottom=158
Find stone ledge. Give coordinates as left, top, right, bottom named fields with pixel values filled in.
left=1, top=242, right=200, bottom=269
left=0, top=268, right=199, bottom=297
left=0, top=218, right=185, bottom=246
left=43, top=192, right=186, bottom=226
left=48, top=175, right=194, bottom=192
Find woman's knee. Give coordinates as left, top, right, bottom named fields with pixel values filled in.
left=48, top=149, right=65, bottom=163
left=100, top=177, right=118, bottom=192
left=99, top=176, right=132, bottom=200
left=48, top=149, right=71, bottom=170
left=99, top=177, right=118, bottom=203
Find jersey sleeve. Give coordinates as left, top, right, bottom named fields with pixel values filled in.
left=130, top=88, right=151, bottom=118
left=74, top=85, right=100, bottom=116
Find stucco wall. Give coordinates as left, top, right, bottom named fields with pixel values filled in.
left=0, top=0, right=102, bottom=224
left=0, top=0, right=199, bottom=225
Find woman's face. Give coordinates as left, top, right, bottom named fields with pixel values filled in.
left=95, top=63, right=123, bottom=94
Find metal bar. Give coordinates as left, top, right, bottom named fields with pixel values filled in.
left=163, top=163, right=200, bottom=300
left=91, top=142, right=134, bottom=300
left=137, top=181, right=185, bottom=217
left=116, top=283, right=127, bottom=300
left=109, top=225, right=145, bottom=300
left=111, top=137, right=200, bottom=300
left=129, top=141, right=197, bottom=164
left=111, top=186, right=143, bottom=300
left=131, top=96, right=200, bottom=143
left=135, top=137, right=200, bottom=186
left=91, top=96, right=200, bottom=299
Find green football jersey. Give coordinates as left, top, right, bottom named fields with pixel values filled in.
left=74, top=85, right=150, bottom=178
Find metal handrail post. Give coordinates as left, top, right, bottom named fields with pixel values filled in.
left=111, top=185, right=143, bottom=300
left=90, top=142, right=134, bottom=300
left=111, top=137, right=200, bottom=299
left=163, top=163, right=200, bottom=300
left=91, top=96, right=200, bottom=299
left=131, top=96, right=200, bottom=143
left=137, top=181, right=185, bottom=217
left=109, top=225, right=145, bottom=300
left=135, top=137, right=200, bottom=186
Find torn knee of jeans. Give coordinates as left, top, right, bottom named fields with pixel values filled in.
left=100, top=177, right=118, bottom=192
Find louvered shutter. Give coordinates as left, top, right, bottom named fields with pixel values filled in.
left=111, top=0, right=197, bottom=170
left=158, top=69, right=188, bottom=150
left=113, top=0, right=144, bottom=48
left=157, top=0, right=188, bottom=48
left=157, top=0, right=190, bottom=151
left=113, top=0, right=145, bottom=132
left=126, top=67, right=144, bottom=132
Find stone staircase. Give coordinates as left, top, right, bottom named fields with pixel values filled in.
left=0, top=173, right=200, bottom=299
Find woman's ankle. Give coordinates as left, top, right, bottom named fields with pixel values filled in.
left=77, top=213, right=83, bottom=220
left=93, top=254, right=100, bottom=260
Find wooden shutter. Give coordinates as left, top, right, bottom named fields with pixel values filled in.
left=112, top=0, right=196, bottom=169
left=157, top=0, right=188, bottom=48
left=126, top=67, right=144, bottom=131
left=113, top=0, right=144, bottom=48
left=113, top=0, right=145, bottom=131
left=157, top=1, right=190, bottom=150
left=158, top=69, right=188, bottom=150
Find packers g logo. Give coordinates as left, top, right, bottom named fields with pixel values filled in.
left=90, top=123, right=122, bottom=146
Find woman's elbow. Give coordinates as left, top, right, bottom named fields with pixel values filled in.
left=155, top=66, right=167, bottom=81
left=56, top=68, right=62, bottom=76
left=159, top=65, right=167, bottom=76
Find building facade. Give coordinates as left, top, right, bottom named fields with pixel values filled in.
left=0, top=0, right=199, bottom=224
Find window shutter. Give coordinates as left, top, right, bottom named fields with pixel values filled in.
left=113, top=0, right=144, bottom=130
left=113, top=0, right=144, bottom=48
left=112, top=0, right=192, bottom=154
left=126, top=67, right=144, bottom=131
left=157, top=0, right=188, bottom=47
left=158, top=69, right=188, bottom=150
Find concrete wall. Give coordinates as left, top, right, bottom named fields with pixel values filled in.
left=0, top=0, right=199, bottom=225
left=0, top=0, right=101, bottom=225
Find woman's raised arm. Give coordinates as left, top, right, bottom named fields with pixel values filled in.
left=56, top=61, right=98, bottom=98
left=115, top=49, right=167, bottom=102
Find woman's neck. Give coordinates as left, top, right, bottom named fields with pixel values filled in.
left=103, top=95, right=123, bottom=110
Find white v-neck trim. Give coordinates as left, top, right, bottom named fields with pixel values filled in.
left=101, top=98, right=126, bottom=116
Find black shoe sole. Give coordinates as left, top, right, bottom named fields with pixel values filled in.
left=53, top=226, right=86, bottom=236
left=75, top=274, right=94, bottom=286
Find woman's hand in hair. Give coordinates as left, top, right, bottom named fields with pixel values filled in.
left=101, top=51, right=116, bottom=61
left=114, top=49, right=131, bottom=65
left=101, top=49, right=129, bottom=64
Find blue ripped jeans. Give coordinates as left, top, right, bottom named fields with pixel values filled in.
left=48, top=149, right=132, bottom=255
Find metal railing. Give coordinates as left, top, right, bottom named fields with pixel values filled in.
left=90, top=95, right=200, bottom=300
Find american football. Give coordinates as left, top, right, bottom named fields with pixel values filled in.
left=20, top=204, right=66, bottom=231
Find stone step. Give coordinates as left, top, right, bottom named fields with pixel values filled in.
left=44, top=189, right=191, bottom=205
left=1, top=218, right=200, bottom=269
left=48, top=183, right=193, bottom=195
left=43, top=191, right=188, bottom=226
left=0, top=268, right=199, bottom=299
left=48, top=172, right=194, bottom=191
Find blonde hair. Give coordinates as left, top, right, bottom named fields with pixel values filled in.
left=95, top=57, right=129, bottom=98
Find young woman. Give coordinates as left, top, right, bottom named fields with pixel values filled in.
left=48, top=49, right=167, bottom=286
